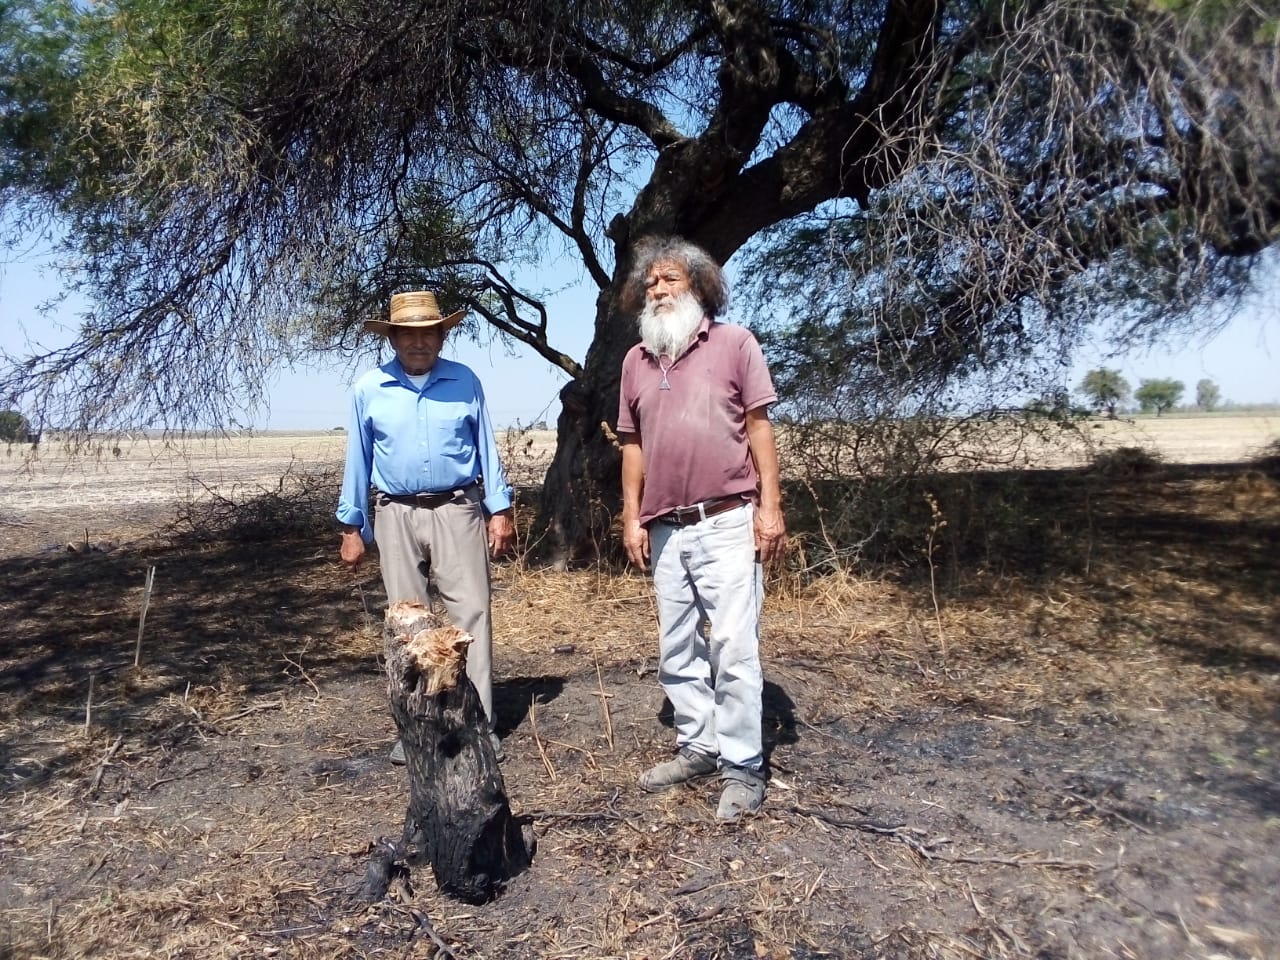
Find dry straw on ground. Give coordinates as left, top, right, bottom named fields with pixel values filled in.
left=1, top=418, right=1278, bottom=959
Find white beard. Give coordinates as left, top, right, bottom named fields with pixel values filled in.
left=639, top=292, right=705, bottom=358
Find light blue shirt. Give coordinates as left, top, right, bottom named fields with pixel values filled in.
left=336, top=356, right=514, bottom=543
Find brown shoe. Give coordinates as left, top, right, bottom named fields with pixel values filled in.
left=639, top=749, right=718, bottom=793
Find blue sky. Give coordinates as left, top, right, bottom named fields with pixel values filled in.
left=2, top=251, right=1276, bottom=430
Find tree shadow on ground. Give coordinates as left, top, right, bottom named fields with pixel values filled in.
left=0, top=534, right=374, bottom=794
left=791, top=462, right=1280, bottom=681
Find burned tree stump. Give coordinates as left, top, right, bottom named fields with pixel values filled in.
left=381, top=601, right=533, bottom=903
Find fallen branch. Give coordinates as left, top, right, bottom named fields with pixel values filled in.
left=89, top=735, right=124, bottom=796
left=219, top=700, right=285, bottom=724
left=789, top=805, right=1097, bottom=870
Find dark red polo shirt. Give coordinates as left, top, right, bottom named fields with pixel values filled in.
left=617, top=318, right=777, bottom=525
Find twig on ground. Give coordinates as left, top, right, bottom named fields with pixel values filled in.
left=219, top=700, right=285, bottom=723
left=84, top=850, right=109, bottom=883
left=790, top=805, right=1098, bottom=870
left=594, top=652, right=615, bottom=751
left=282, top=649, right=322, bottom=700
left=529, top=696, right=557, bottom=781
left=410, top=908, right=459, bottom=959
left=148, top=765, right=214, bottom=791
left=88, top=736, right=123, bottom=796
left=527, top=808, right=626, bottom=822
left=1064, top=791, right=1154, bottom=834
left=543, top=739, right=601, bottom=770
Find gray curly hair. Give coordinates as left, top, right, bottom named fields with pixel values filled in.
left=621, top=236, right=729, bottom=318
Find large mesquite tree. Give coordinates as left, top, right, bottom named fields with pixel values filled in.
left=2, top=0, right=1277, bottom=559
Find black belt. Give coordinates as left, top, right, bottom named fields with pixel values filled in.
left=654, top=495, right=746, bottom=527
left=380, top=482, right=478, bottom=509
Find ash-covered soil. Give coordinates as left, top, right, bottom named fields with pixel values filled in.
left=2, top=462, right=1278, bottom=959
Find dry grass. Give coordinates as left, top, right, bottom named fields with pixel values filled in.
left=2, top=421, right=1279, bottom=959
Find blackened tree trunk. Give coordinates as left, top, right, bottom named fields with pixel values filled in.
left=537, top=289, right=633, bottom=565
left=382, top=601, right=532, bottom=903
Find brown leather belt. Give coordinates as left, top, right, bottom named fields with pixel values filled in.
left=655, top=495, right=746, bottom=527
left=379, top=482, right=479, bottom=510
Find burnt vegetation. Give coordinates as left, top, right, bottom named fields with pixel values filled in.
left=1, top=438, right=1278, bottom=956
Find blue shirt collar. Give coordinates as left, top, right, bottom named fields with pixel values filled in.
left=380, top=356, right=460, bottom=389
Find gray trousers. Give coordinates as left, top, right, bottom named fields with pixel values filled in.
left=373, top=490, right=495, bottom=723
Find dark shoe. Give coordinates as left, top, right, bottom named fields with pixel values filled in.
left=639, top=748, right=718, bottom=793
left=389, top=739, right=406, bottom=766
left=716, top=769, right=765, bottom=821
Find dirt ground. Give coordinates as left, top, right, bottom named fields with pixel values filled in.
left=1, top=428, right=1278, bottom=960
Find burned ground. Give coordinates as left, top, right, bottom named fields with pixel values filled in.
left=1, top=458, right=1278, bottom=959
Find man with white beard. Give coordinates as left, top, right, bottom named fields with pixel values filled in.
left=616, top=236, right=787, bottom=821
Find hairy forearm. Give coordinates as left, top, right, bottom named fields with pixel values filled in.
left=620, top=437, right=645, bottom=516
left=745, top=409, right=782, bottom=508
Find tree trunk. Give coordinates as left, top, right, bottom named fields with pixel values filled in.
left=536, top=284, right=635, bottom=564
left=381, top=601, right=532, bottom=903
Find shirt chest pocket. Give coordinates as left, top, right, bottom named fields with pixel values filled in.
left=424, top=400, right=472, bottom=458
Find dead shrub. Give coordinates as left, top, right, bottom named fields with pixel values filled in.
left=164, top=461, right=341, bottom=544
left=1229, top=468, right=1280, bottom=514
left=1251, top=438, right=1280, bottom=477
left=777, top=413, right=1093, bottom=581
left=1089, top=445, right=1163, bottom=477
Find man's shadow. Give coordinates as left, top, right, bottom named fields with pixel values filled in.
left=656, top=680, right=799, bottom=770
left=491, top=676, right=567, bottom=738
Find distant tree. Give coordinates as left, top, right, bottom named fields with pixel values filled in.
left=1023, top=388, right=1086, bottom=422
left=1135, top=378, right=1185, bottom=416
left=0, top=409, right=30, bottom=442
left=1077, top=369, right=1131, bottom=420
left=1196, top=378, right=1222, bottom=411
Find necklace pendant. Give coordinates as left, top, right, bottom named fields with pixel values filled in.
left=659, top=377, right=671, bottom=390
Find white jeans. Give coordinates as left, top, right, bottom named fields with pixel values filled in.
left=649, top=502, right=764, bottom=773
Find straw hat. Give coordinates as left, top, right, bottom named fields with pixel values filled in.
left=363, top=291, right=465, bottom=336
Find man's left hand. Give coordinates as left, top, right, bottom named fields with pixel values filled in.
left=754, top=505, right=787, bottom=565
left=488, top=510, right=516, bottom=557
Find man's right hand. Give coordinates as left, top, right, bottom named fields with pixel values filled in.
left=622, top=516, right=649, bottom=570
left=340, top=528, right=365, bottom=566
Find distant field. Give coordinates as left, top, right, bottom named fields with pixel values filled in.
left=1, top=416, right=1275, bottom=525
left=1, top=433, right=351, bottom=515
left=999, top=413, right=1279, bottom=469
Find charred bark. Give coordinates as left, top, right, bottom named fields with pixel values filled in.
left=381, top=601, right=533, bottom=903
left=535, top=280, right=637, bottom=565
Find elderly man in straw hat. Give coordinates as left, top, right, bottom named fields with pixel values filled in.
left=337, top=291, right=515, bottom=762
